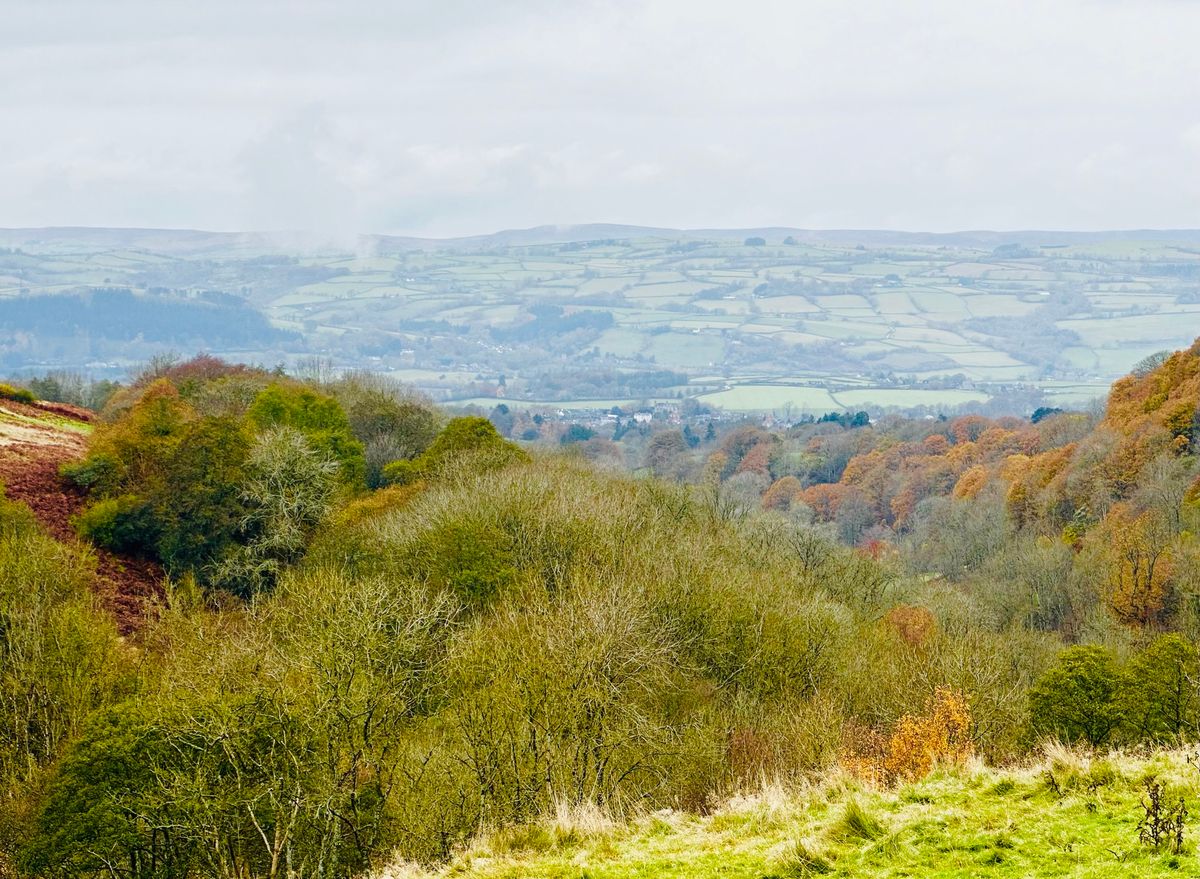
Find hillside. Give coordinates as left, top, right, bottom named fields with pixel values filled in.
left=3, top=351, right=1200, bottom=879
left=380, top=748, right=1200, bottom=879
left=0, top=394, right=163, bottom=631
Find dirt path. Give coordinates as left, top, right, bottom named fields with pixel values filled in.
left=0, top=402, right=165, bottom=634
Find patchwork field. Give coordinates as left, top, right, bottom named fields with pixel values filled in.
left=2, top=226, right=1200, bottom=413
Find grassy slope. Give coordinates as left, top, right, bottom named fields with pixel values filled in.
left=381, top=750, right=1200, bottom=879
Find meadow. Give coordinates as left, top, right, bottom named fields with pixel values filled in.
left=379, top=748, right=1200, bottom=879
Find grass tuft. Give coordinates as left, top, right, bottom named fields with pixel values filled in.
left=990, top=778, right=1016, bottom=796
left=768, top=838, right=834, bottom=877
left=830, top=799, right=886, bottom=842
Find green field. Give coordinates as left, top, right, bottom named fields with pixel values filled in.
left=3, top=227, right=1200, bottom=412
left=379, top=749, right=1200, bottom=879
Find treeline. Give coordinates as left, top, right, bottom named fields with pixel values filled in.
left=648, top=338, right=1200, bottom=637
left=0, top=288, right=289, bottom=347
left=490, top=304, right=614, bottom=343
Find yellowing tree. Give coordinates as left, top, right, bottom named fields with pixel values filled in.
left=953, top=465, right=990, bottom=500
left=1091, top=504, right=1176, bottom=626
left=762, top=475, right=803, bottom=511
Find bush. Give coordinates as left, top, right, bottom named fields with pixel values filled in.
left=60, top=452, right=119, bottom=493
left=247, top=382, right=366, bottom=486
left=381, top=458, right=419, bottom=487
left=328, top=372, right=441, bottom=487
left=0, top=382, right=35, bottom=404
left=842, top=688, right=973, bottom=785
left=1028, top=645, right=1124, bottom=746
left=380, top=417, right=527, bottom=487
left=0, top=508, right=127, bottom=856
left=21, top=703, right=174, bottom=878
left=209, top=427, right=340, bottom=596
left=73, top=494, right=156, bottom=554
left=1123, top=634, right=1200, bottom=742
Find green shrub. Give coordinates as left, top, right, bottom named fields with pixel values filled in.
left=21, top=703, right=174, bottom=878
left=209, top=427, right=340, bottom=596
left=0, top=382, right=35, bottom=404
left=327, top=372, right=441, bottom=487
left=247, top=382, right=366, bottom=486
left=0, top=514, right=127, bottom=829
left=424, top=520, right=518, bottom=604
left=381, top=457, right=419, bottom=486
left=1028, top=645, right=1125, bottom=746
left=60, top=452, right=119, bottom=493
left=74, top=494, right=157, bottom=554
left=1123, top=634, right=1200, bottom=742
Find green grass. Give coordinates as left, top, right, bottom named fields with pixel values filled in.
left=698, top=385, right=840, bottom=411
left=374, top=750, right=1200, bottom=879
left=0, top=404, right=92, bottom=434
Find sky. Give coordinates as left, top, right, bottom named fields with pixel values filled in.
left=3, top=0, right=1200, bottom=237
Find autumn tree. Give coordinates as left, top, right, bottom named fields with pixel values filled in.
left=1088, top=504, right=1176, bottom=627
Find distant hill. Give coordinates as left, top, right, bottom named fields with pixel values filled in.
left=3, top=225, right=1200, bottom=410
left=6, top=224, right=1200, bottom=253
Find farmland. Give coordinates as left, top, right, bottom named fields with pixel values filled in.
left=2, top=226, right=1199, bottom=413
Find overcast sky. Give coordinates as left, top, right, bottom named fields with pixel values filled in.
left=3, top=0, right=1199, bottom=237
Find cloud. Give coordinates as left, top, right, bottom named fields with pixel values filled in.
left=2, top=0, right=1200, bottom=234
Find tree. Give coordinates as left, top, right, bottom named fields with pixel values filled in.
left=763, top=476, right=803, bottom=511
left=22, top=704, right=182, bottom=879
left=210, top=427, right=340, bottom=596
left=1028, top=645, right=1124, bottom=746
left=328, top=372, right=441, bottom=487
left=247, top=382, right=366, bottom=486
left=1123, top=634, right=1200, bottom=742
left=488, top=404, right=515, bottom=438
left=1089, top=505, right=1176, bottom=626
left=153, top=416, right=250, bottom=573
left=560, top=424, right=596, bottom=445
left=644, top=430, right=690, bottom=479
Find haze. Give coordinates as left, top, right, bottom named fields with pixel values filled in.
left=4, top=0, right=1200, bottom=237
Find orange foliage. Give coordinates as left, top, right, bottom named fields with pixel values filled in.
left=888, top=485, right=921, bottom=528
left=950, top=415, right=990, bottom=444
left=952, top=465, right=990, bottom=500
left=1186, top=474, right=1200, bottom=508
left=762, top=475, right=803, bottom=510
left=735, top=440, right=774, bottom=478
left=842, top=688, right=973, bottom=786
left=1092, top=504, right=1176, bottom=626
left=858, top=539, right=893, bottom=561
left=800, top=483, right=850, bottom=519
left=1098, top=343, right=1200, bottom=492
left=771, top=337, right=1200, bottom=538
left=922, top=434, right=950, bottom=455
left=883, top=604, right=937, bottom=647
left=839, top=448, right=887, bottom=490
